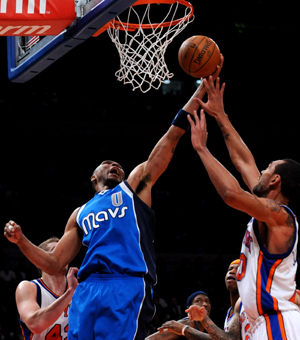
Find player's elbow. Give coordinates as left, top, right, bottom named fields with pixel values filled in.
left=220, top=188, right=241, bottom=208
left=26, top=320, right=47, bottom=334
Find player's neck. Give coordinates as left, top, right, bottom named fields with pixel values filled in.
left=230, top=290, right=239, bottom=310
left=41, top=273, right=67, bottom=296
left=266, top=190, right=289, bottom=206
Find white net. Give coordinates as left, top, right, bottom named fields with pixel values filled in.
left=107, top=1, right=194, bottom=93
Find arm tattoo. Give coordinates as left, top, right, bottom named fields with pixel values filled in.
left=265, top=199, right=281, bottom=213
left=284, top=209, right=295, bottom=229
left=217, top=122, right=230, bottom=140
left=197, top=316, right=240, bottom=340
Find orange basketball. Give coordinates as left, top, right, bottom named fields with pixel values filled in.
left=178, top=35, right=221, bottom=78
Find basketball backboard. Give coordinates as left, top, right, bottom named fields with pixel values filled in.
left=6, top=0, right=138, bottom=82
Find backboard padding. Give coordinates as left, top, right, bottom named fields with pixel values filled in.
left=7, top=0, right=138, bottom=82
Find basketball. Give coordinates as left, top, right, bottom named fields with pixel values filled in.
left=178, top=35, right=221, bottom=78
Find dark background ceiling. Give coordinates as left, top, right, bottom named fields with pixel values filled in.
left=0, top=0, right=299, bottom=255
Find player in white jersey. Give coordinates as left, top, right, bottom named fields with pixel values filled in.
left=224, top=259, right=250, bottom=340
left=16, top=237, right=78, bottom=340
left=224, top=260, right=241, bottom=333
left=187, top=75, right=300, bottom=340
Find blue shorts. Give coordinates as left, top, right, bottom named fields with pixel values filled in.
left=68, top=273, right=155, bottom=340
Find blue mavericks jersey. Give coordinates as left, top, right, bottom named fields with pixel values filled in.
left=76, top=180, right=156, bottom=283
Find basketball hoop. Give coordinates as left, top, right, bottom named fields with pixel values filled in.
left=95, top=0, right=194, bottom=93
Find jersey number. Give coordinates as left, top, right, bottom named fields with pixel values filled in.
left=236, top=253, right=247, bottom=281
left=45, top=324, right=68, bottom=340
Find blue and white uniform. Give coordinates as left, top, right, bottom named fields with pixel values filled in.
left=19, top=278, right=69, bottom=340
left=224, top=303, right=251, bottom=340
left=224, top=306, right=234, bottom=332
left=69, top=180, right=156, bottom=340
left=237, top=205, right=300, bottom=340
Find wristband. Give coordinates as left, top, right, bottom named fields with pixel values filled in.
left=181, top=325, right=188, bottom=336
left=171, top=109, right=190, bottom=131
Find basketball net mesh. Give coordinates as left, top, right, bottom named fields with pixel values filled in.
left=107, top=2, right=194, bottom=93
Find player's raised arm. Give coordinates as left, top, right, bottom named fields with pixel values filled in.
left=187, top=110, right=290, bottom=227
left=127, top=86, right=205, bottom=207
left=195, top=76, right=260, bottom=192
left=4, top=209, right=82, bottom=275
left=127, top=58, right=225, bottom=207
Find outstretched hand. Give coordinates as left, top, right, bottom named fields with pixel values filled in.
left=194, top=77, right=226, bottom=119
left=187, top=109, right=208, bottom=153
left=185, top=305, right=207, bottom=322
left=4, top=220, right=23, bottom=244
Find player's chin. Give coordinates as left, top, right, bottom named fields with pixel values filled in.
left=106, top=177, right=122, bottom=187
left=226, top=281, right=238, bottom=291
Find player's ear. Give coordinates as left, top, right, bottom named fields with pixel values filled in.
left=90, top=175, right=97, bottom=191
left=270, top=174, right=281, bottom=186
left=91, top=174, right=97, bottom=185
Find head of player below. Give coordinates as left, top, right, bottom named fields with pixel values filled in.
left=91, top=160, right=125, bottom=192
left=225, top=259, right=240, bottom=293
left=253, top=159, right=300, bottom=203
left=36, top=237, right=68, bottom=276
left=186, top=291, right=211, bottom=316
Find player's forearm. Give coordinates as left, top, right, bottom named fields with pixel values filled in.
left=26, top=288, right=74, bottom=334
left=200, top=317, right=236, bottom=340
left=196, top=147, right=243, bottom=205
left=215, top=114, right=256, bottom=173
left=183, top=326, right=212, bottom=339
left=17, top=235, right=59, bottom=275
left=146, top=125, right=185, bottom=184
left=145, top=330, right=180, bottom=339
left=183, top=82, right=206, bottom=114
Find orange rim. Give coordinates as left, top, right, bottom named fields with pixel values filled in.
left=110, top=0, right=194, bottom=31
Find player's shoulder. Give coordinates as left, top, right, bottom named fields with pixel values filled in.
left=127, top=162, right=147, bottom=192
left=258, top=198, right=294, bottom=226
left=16, top=280, right=38, bottom=295
left=234, top=297, right=242, bottom=313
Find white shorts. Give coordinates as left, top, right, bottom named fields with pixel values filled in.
left=249, top=310, right=300, bottom=340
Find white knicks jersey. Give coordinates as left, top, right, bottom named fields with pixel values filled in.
left=224, top=306, right=234, bottom=331
left=239, top=302, right=251, bottom=340
left=224, top=303, right=251, bottom=340
left=19, top=278, right=70, bottom=340
left=237, top=205, right=299, bottom=326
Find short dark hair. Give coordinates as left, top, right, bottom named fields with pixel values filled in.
left=274, top=159, right=300, bottom=201
left=36, top=237, right=59, bottom=275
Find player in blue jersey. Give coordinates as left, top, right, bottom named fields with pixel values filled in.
left=4, top=54, right=224, bottom=340
left=187, top=76, right=300, bottom=340
left=16, top=237, right=78, bottom=340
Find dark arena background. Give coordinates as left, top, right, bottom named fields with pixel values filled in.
left=0, top=1, right=299, bottom=338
